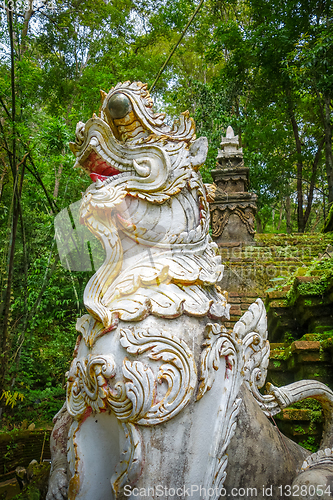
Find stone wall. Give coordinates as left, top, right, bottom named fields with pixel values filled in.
left=219, top=232, right=333, bottom=451
left=219, top=233, right=333, bottom=297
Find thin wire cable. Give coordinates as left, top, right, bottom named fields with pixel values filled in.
left=149, top=0, right=205, bottom=93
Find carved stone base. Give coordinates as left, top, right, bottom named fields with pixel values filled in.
left=211, top=206, right=256, bottom=246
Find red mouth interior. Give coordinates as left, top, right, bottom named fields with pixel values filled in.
left=84, top=151, right=120, bottom=182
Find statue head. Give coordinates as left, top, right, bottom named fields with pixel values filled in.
left=69, top=81, right=209, bottom=206
left=68, top=82, right=225, bottom=335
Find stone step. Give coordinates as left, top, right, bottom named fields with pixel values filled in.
left=275, top=408, right=323, bottom=449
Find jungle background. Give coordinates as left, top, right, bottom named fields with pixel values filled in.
left=0, top=0, right=332, bottom=434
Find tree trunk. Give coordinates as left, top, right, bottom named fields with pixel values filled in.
left=323, top=95, right=333, bottom=207
left=0, top=7, right=22, bottom=393
left=303, top=137, right=325, bottom=230
left=285, top=195, right=292, bottom=234
left=20, top=0, right=34, bottom=56
left=277, top=204, right=283, bottom=231
left=289, top=111, right=305, bottom=232
left=13, top=206, right=29, bottom=374
left=0, top=163, right=8, bottom=203
left=0, top=167, right=24, bottom=391
left=53, top=163, right=63, bottom=199
left=311, top=211, right=321, bottom=233
left=323, top=178, right=326, bottom=221
left=256, top=214, right=263, bottom=233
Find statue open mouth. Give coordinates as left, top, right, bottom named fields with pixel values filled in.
left=83, top=151, right=121, bottom=182
left=70, top=119, right=137, bottom=184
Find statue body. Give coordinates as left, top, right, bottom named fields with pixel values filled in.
left=47, top=82, right=333, bottom=500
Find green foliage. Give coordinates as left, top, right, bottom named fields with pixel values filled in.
left=294, top=257, right=333, bottom=298
left=162, top=0, right=332, bottom=232
left=265, top=276, right=288, bottom=293
left=288, top=399, right=323, bottom=452
left=0, top=390, right=24, bottom=409
left=290, top=399, right=322, bottom=411
left=299, top=436, right=318, bottom=454
left=294, top=425, right=306, bottom=435
left=264, top=238, right=333, bottom=306
left=284, top=332, right=295, bottom=344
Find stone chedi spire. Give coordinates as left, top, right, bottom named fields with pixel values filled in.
left=209, top=126, right=257, bottom=246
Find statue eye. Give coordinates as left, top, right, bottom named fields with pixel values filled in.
left=107, top=93, right=132, bottom=119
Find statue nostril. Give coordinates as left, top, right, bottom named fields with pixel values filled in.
left=107, top=93, right=132, bottom=119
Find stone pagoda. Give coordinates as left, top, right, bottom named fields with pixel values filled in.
left=209, top=126, right=257, bottom=247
